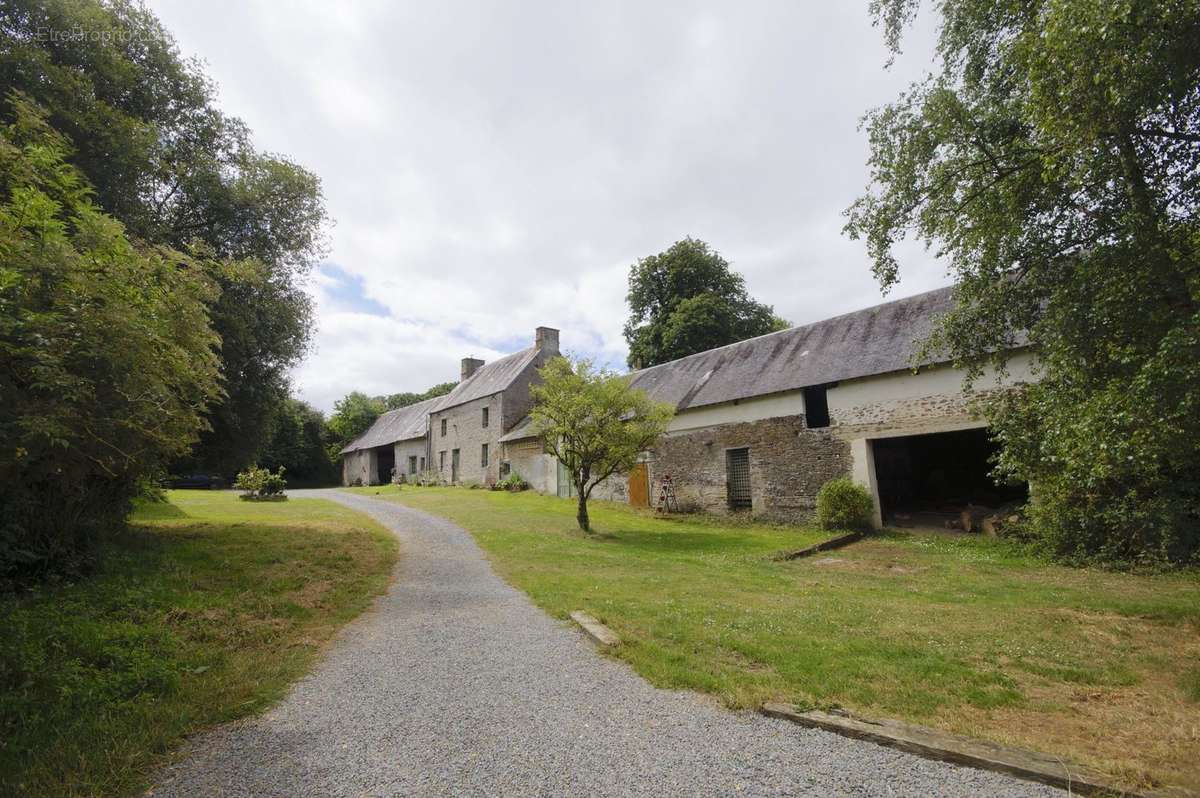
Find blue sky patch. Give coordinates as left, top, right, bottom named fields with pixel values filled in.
left=319, top=263, right=391, bottom=317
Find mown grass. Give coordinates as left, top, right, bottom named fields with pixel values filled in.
left=0, top=490, right=397, bottom=798
left=351, top=484, right=1200, bottom=791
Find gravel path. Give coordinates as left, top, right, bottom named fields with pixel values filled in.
left=150, top=490, right=1061, bottom=797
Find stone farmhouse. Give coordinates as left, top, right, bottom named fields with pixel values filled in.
left=341, top=327, right=561, bottom=487
left=340, top=287, right=1033, bottom=528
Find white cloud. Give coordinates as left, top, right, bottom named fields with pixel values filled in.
left=149, top=0, right=943, bottom=412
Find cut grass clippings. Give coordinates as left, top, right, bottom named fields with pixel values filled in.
left=352, top=484, right=1200, bottom=793
left=0, top=490, right=397, bottom=798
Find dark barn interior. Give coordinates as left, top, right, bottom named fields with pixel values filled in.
left=376, top=446, right=395, bottom=485
left=872, top=428, right=1027, bottom=526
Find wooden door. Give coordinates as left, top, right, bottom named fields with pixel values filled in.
left=628, top=463, right=649, bottom=507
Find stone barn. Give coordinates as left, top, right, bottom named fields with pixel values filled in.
left=339, top=395, right=442, bottom=486
left=618, top=286, right=1034, bottom=527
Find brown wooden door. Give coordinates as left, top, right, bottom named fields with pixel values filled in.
left=628, top=463, right=649, bottom=507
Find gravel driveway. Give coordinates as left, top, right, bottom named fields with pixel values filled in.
left=150, top=490, right=1061, bottom=797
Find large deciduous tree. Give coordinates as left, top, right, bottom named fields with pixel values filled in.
left=0, top=97, right=221, bottom=578
left=624, top=238, right=788, bottom=368
left=845, top=0, right=1200, bottom=564
left=531, top=357, right=673, bottom=532
left=0, top=0, right=328, bottom=476
left=257, top=398, right=338, bottom=487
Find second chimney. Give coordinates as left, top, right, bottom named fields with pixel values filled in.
left=535, top=326, right=560, bottom=353
left=461, top=357, right=484, bottom=381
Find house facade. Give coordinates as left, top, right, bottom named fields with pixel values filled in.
left=343, top=289, right=1031, bottom=528
left=339, top=327, right=560, bottom=486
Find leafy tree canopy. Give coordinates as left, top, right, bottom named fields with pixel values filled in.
left=846, top=0, right=1200, bottom=565
left=257, top=398, right=337, bottom=487
left=623, top=237, right=788, bottom=368
left=0, top=0, right=328, bottom=476
left=383, top=381, right=456, bottom=410
left=531, top=357, right=673, bottom=531
left=0, top=96, right=221, bottom=578
left=326, top=392, right=385, bottom=454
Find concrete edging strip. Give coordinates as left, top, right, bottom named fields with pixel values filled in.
left=773, top=531, right=863, bottom=561
left=761, top=703, right=1191, bottom=798
left=569, top=611, right=620, bottom=647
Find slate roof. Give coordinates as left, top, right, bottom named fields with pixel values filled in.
left=498, top=413, right=536, bottom=443
left=339, top=395, right=443, bottom=454
left=434, top=347, right=540, bottom=412
left=624, top=286, right=957, bottom=412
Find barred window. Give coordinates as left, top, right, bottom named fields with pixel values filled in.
left=726, top=448, right=751, bottom=509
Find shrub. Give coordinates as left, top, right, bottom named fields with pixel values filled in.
left=234, top=466, right=288, bottom=501
left=815, top=477, right=874, bottom=531
left=494, top=472, right=529, bottom=492
left=0, top=98, right=221, bottom=582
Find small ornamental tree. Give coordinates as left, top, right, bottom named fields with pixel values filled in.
left=531, top=357, right=674, bottom=532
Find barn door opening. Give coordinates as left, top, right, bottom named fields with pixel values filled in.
left=376, top=446, right=395, bottom=485
left=726, top=448, right=751, bottom=510
left=871, top=427, right=1027, bottom=528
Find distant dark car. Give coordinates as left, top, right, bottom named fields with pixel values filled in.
left=167, top=474, right=224, bottom=489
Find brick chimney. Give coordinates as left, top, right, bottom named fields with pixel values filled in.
left=461, top=357, right=484, bottom=381
left=535, top=326, right=560, bottom=353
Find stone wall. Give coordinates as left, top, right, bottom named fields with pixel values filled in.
left=646, top=414, right=851, bottom=521
left=503, top=439, right=555, bottom=493
left=430, top=394, right=502, bottom=485
left=342, top=448, right=376, bottom=486
left=393, top=437, right=429, bottom=481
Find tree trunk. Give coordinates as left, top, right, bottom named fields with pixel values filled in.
left=576, top=491, right=590, bottom=532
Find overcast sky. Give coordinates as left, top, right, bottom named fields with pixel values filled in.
left=147, top=1, right=945, bottom=413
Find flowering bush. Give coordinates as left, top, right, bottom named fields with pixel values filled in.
left=234, top=466, right=288, bottom=501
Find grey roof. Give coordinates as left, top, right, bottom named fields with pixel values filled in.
left=625, top=286, right=957, bottom=411
left=340, top=395, right=443, bottom=454
left=498, top=413, right=537, bottom=443
left=434, top=347, right=540, bottom=413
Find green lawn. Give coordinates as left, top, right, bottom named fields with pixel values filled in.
left=351, top=484, right=1200, bottom=792
left=0, top=490, right=397, bottom=798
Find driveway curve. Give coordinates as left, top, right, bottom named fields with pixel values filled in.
left=150, top=489, right=1060, bottom=797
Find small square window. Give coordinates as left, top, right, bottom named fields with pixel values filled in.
left=481, top=443, right=489, bottom=467
left=803, top=386, right=830, bottom=428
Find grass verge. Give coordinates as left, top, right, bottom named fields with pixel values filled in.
left=351, top=484, right=1200, bottom=792
left=0, top=490, right=397, bottom=798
